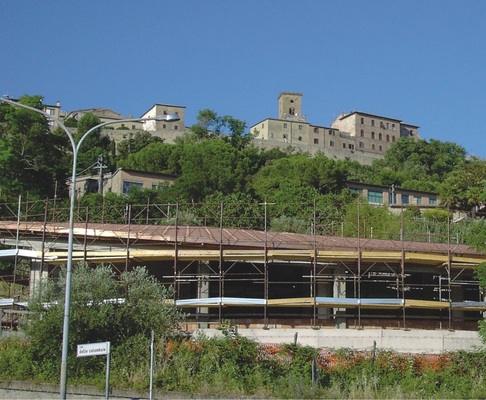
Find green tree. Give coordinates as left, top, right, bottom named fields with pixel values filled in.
left=249, top=154, right=348, bottom=201
left=26, top=264, right=184, bottom=378
left=467, top=218, right=486, bottom=342
left=439, top=157, right=486, bottom=211
left=188, top=109, right=253, bottom=149
left=121, top=141, right=174, bottom=172
left=0, top=95, right=69, bottom=199
left=377, top=138, right=466, bottom=185
left=164, top=139, right=250, bottom=202
left=74, top=113, right=113, bottom=173
left=197, top=192, right=263, bottom=229
left=348, top=138, right=467, bottom=191
left=116, top=131, right=164, bottom=167
left=343, top=199, right=400, bottom=239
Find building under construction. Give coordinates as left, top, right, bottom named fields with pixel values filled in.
left=0, top=198, right=485, bottom=332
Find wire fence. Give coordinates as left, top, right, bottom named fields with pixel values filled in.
left=0, top=196, right=475, bottom=245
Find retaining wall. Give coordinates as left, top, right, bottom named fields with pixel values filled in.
left=197, top=328, right=484, bottom=354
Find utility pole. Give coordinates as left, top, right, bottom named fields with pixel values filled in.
left=97, top=154, right=107, bottom=195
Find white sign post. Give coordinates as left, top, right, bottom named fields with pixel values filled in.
left=77, top=342, right=111, bottom=399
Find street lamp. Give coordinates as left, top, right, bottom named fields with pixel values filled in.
left=0, top=97, right=180, bottom=399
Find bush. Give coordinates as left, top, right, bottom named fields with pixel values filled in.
left=24, top=264, right=185, bottom=382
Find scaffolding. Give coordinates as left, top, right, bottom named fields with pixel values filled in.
left=0, top=197, right=485, bottom=331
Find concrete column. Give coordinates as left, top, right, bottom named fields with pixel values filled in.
left=333, top=269, right=347, bottom=329
left=197, top=261, right=210, bottom=328
left=29, top=260, right=48, bottom=298
left=451, top=282, right=464, bottom=324
left=316, top=280, right=332, bottom=320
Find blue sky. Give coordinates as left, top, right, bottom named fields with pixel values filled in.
left=2, top=0, right=486, bottom=158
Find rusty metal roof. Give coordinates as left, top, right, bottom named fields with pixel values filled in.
left=0, top=221, right=483, bottom=260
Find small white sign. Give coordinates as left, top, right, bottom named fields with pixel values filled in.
left=77, top=342, right=110, bottom=357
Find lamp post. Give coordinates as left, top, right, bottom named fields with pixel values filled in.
left=0, top=97, right=180, bottom=399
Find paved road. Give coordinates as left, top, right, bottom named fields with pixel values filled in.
left=0, top=388, right=135, bottom=399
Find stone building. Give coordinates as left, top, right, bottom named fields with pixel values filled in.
left=70, top=168, right=175, bottom=198
left=140, top=103, right=186, bottom=140
left=64, top=108, right=143, bottom=130
left=250, top=92, right=421, bottom=165
left=346, top=181, right=439, bottom=211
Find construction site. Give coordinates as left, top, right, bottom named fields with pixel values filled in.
left=0, top=197, right=485, bottom=336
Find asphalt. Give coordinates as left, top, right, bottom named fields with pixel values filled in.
left=0, top=388, right=136, bottom=399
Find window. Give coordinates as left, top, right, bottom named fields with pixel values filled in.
left=314, top=127, right=319, bottom=133
left=298, top=136, right=302, bottom=141
left=371, top=131, right=375, bottom=139
left=175, top=125, right=178, bottom=130
left=298, top=125, right=302, bottom=130
left=349, top=144, right=354, bottom=150
left=359, top=142, right=364, bottom=148
left=283, top=123, right=287, bottom=128
left=330, top=141, right=334, bottom=147
left=429, top=198, right=436, bottom=205
left=283, top=134, right=288, bottom=142
left=123, top=181, right=143, bottom=194
left=314, top=138, right=319, bottom=144
left=368, top=190, right=383, bottom=204
left=360, top=129, right=364, bottom=137
left=402, top=194, right=409, bottom=205
left=371, top=120, right=375, bottom=127
left=392, top=124, right=396, bottom=131
left=261, top=123, right=264, bottom=128
left=386, top=134, right=390, bottom=142
left=379, top=145, right=383, bottom=151
left=162, top=124, right=166, bottom=129
left=372, top=144, right=376, bottom=150
left=270, top=132, right=274, bottom=139
left=392, top=136, right=396, bottom=142
left=360, top=117, right=364, bottom=124
left=416, top=196, right=422, bottom=205
left=343, top=143, right=346, bottom=149
left=378, top=133, right=382, bottom=141
left=386, top=123, right=389, bottom=129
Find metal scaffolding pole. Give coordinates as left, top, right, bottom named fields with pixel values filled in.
left=218, top=202, right=224, bottom=324
left=264, top=201, right=269, bottom=329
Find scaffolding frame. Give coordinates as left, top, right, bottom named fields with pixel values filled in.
left=0, top=197, right=485, bottom=331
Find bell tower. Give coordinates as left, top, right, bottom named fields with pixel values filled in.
left=278, top=92, right=303, bottom=120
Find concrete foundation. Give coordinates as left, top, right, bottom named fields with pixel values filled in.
left=197, top=328, right=484, bottom=354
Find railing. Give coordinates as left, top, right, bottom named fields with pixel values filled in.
left=0, top=197, right=477, bottom=245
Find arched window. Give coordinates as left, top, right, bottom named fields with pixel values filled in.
left=371, top=131, right=375, bottom=139
left=379, top=133, right=382, bottom=141
left=386, top=134, right=390, bottom=142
